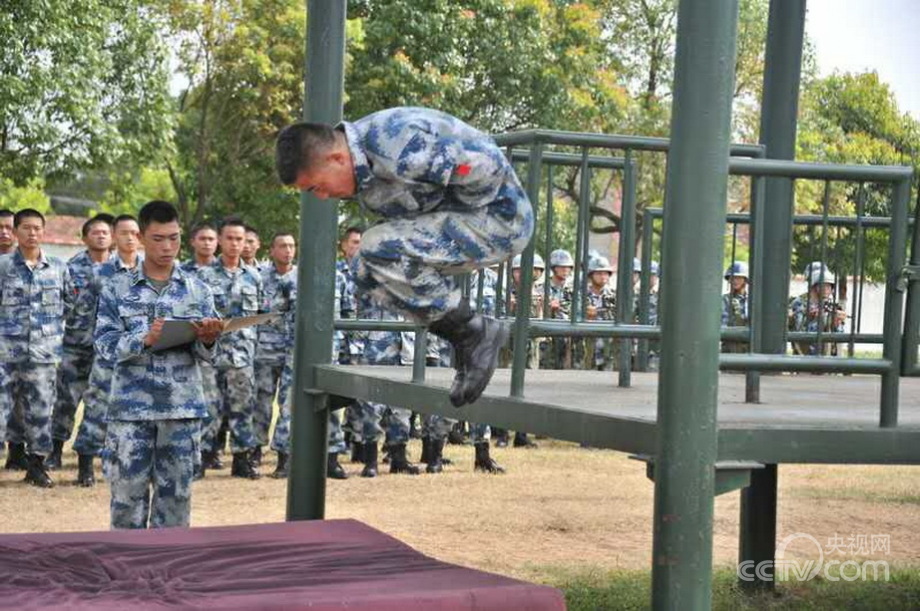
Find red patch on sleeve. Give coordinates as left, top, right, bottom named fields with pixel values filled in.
left=456, top=164, right=471, bottom=176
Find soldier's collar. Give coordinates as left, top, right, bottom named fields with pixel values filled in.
left=338, top=121, right=374, bottom=192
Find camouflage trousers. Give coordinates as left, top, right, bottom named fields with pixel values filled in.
left=197, top=362, right=221, bottom=453
left=0, top=361, right=57, bottom=456
left=350, top=401, right=412, bottom=446
left=269, top=361, right=345, bottom=454
left=214, top=365, right=257, bottom=454
left=422, top=415, right=490, bottom=442
left=105, top=419, right=201, bottom=530
left=252, top=360, right=284, bottom=447
left=356, top=206, right=531, bottom=323
left=52, top=345, right=94, bottom=442
left=73, top=360, right=112, bottom=456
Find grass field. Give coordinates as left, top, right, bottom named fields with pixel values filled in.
left=2, top=437, right=918, bottom=609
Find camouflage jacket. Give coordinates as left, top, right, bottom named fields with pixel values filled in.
left=256, top=264, right=297, bottom=364
left=198, top=259, right=262, bottom=368
left=547, top=277, right=573, bottom=320
left=94, top=264, right=217, bottom=421
left=721, top=291, right=750, bottom=327
left=788, top=293, right=845, bottom=334
left=356, top=290, right=403, bottom=366
left=336, top=258, right=361, bottom=360
left=586, top=284, right=617, bottom=321
left=0, top=249, right=73, bottom=364
left=341, top=107, right=532, bottom=225
left=63, top=250, right=109, bottom=349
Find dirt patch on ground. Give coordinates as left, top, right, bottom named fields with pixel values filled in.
left=2, top=439, right=917, bottom=582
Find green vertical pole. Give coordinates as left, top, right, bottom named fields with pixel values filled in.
left=650, top=0, right=739, bottom=608
left=746, top=176, right=766, bottom=402
left=739, top=0, right=806, bottom=590
left=617, top=154, right=637, bottom=387
left=880, top=177, right=911, bottom=426
left=510, top=144, right=542, bottom=397
left=637, top=206, right=654, bottom=371
left=286, top=0, right=346, bottom=521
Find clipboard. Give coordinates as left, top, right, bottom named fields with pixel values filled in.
left=150, top=312, right=284, bottom=352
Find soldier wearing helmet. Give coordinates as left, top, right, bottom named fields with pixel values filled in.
left=721, top=261, right=750, bottom=354
left=579, top=255, right=617, bottom=370
left=788, top=265, right=846, bottom=356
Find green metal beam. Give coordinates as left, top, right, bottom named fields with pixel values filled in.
left=314, top=365, right=659, bottom=454
left=650, top=1, right=739, bottom=608
left=286, top=0, right=347, bottom=522
left=719, top=427, right=920, bottom=464
left=494, top=130, right=763, bottom=157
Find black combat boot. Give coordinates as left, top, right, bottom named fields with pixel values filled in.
left=361, top=442, right=378, bottom=478
left=231, top=451, right=261, bottom=479
left=426, top=438, right=445, bottom=474
left=350, top=441, right=365, bottom=464
left=24, top=454, right=54, bottom=488
left=45, top=439, right=64, bottom=470
left=420, top=436, right=431, bottom=463
left=448, top=421, right=468, bottom=445
left=271, top=452, right=289, bottom=479
left=429, top=303, right=510, bottom=407
left=202, top=449, right=224, bottom=470
left=77, top=454, right=95, bottom=487
left=493, top=428, right=509, bottom=448
left=250, top=445, right=263, bottom=467
left=388, top=443, right=420, bottom=475
left=513, top=432, right=538, bottom=448
left=474, top=441, right=505, bottom=474
left=4, top=442, right=27, bottom=470
left=327, top=452, right=348, bottom=480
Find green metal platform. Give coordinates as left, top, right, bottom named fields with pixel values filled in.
left=316, top=366, right=920, bottom=465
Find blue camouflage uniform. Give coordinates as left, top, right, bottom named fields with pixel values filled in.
left=180, top=259, right=221, bottom=451
left=96, top=264, right=216, bottom=529
left=73, top=254, right=142, bottom=458
left=253, top=263, right=297, bottom=447
left=0, top=250, right=72, bottom=457
left=348, top=288, right=415, bottom=447
left=270, top=268, right=349, bottom=456
left=197, top=259, right=262, bottom=455
left=345, top=107, right=533, bottom=324
left=51, top=250, right=108, bottom=444
left=580, top=283, right=617, bottom=370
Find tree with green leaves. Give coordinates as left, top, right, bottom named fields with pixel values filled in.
left=0, top=1, right=172, bottom=184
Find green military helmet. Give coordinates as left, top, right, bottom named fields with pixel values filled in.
left=587, top=256, right=614, bottom=275
left=809, top=268, right=836, bottom=287
left=724, top=261, right=749, bottom=280
left=511, top=252, right=545, bottom=270
left=549, top=249, right=574, bottom=269
left=802, top=260, right=829, bottom=278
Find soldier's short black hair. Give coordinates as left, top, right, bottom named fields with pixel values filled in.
left=138, top=201, right=179, bottom=232
left=271, top=232, right=296, bottom=247
left=113, top=214, right=139, bottom=230
left=342, top=225, right=363, bottom=239
left=81, top=213, right=115, bottom=237
left=14, top=208, right=45, bottom=228
left=275, top=122, right=338, bottom=185
left=244, top=225, right=259, bottom=237
left=189, top=222, right=217, bottom=240
left=219, top=216, right=247, bottom=235
left=0, top=209, right=14, bottom=220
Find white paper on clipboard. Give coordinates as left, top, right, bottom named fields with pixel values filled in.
left=150, top=312, right=284, bottom=352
